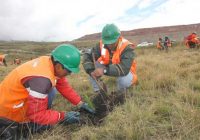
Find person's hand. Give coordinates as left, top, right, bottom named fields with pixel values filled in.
left=60, top=111, right=80, bottom=125
left=91, top=68, right=104, bottom=79
left=80, top=102, right=96, bottom=115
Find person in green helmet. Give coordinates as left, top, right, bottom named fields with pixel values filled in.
left=0, top=44, right=95, bottom=139
left=82, top=24, right=138, bottom=93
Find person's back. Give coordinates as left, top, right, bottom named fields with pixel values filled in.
left=186, top=32, right=198, bottom=48
left=187, top=34, right=193, bottom=41
left=187, top=33, right=197, bottom=41
left=0, top=44, right=95, bottom=139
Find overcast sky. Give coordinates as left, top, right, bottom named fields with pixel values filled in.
left=0, top=0, right=200, bottom=41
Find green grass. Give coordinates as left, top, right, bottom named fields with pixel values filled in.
left=1, top=42, right=200, bottom=139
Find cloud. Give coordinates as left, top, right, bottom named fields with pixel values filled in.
left=135, top=0, right=200, bottom=28
left=0, top=0, right=200, bottom=41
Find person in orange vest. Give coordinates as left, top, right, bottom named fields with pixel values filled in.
left=0, top=54, right=7, bottom=66
left=0, top=44, right=95, bottom=139
left=186, top=32, right=199, bottom=48
left=157, top=37, right=163, bottom=50
left=163, top=36, right=171, bottom=51
left=82, top=24, right=137, bottom=93
left=13, top=58, right=21, bottom=65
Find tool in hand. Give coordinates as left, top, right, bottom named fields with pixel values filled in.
left=91, top=52, right=108, bottom=94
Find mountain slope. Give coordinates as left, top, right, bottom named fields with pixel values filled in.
left=75, top=23, right=200, bottom=44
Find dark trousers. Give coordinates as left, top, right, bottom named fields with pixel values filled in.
left=0, top=88, right=57, bottom=139
left=0, top=119, right=52, bottom=140
left=188, top=41, right=196, bottom=48
left=0, top=118, right=28, bottom=140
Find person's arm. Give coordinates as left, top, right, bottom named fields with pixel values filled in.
left=24, top=77, right=65, bottom=125
left=56, top=78, right=96, bottom=114
left=104, top=45, right=135, bottom=76
left=56, top=77, right=81, bottom=105
left=82, top=43, right=101, bottom=75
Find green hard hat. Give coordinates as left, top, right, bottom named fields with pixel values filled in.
left=51, top=44, right=80, bottom=73
left=102, top=24, right=121, bottom=45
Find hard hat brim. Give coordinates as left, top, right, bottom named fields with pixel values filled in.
left=102, top=38, right=118, bottom=45
left=64, top=65, right=80, bottom=73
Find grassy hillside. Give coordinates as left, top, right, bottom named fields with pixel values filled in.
left=0, top=42, right=200, bottom=140
left=75, top=23, right=200, bottom=44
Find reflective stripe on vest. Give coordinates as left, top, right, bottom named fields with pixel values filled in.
left=98, top=43, right=109, bottom=65
left=27, top=87, right=48, bottom=99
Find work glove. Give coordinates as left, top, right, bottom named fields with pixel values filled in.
left=60, top=111, right=80, bottom=125
left=80, top=102, right=96, bottom=115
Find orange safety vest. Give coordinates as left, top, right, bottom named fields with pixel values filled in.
left=157, top=41, right=162, bottom=49
left=14, top=58, right=21, bottom=65
left=97, top=37, right=138, bottom=84
left=0, top=54, right=5, bottom=62
left=0, top=56, right=56, bottom=123
left=188, top=34, right=198, bottom=43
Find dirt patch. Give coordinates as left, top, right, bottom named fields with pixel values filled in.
left=79, top=90, right=126, bottom=125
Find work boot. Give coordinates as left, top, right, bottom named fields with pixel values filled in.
left=0, top=125, right=21, bottom=140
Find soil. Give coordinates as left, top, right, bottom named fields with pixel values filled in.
left=79, top=90, right=126, bottom=125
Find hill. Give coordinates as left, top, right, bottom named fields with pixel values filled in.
left=75, top=23, right=200, bottom=44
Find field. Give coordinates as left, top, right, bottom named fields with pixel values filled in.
left=0, top=41, right=200, bottom=140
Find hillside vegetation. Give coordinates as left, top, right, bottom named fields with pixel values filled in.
left=0, top=42, right=200, bottom=140
left=75, top=23, right=200, bottom=44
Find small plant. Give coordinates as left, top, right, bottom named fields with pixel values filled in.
left=83, top=94, right=95, bottom=110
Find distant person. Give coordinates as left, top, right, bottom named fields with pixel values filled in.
left=186, top=32, right=199, bottom=48
left=0, top=54, right=7, bottom=66
left=0, top=44, right=95, bottom=139
left=157, top=37, right=164, bottom=50
left=163, top=36, right=171, bottom=51
left=82, top=23, right=138, bottom=93
left=13, top=58, right=21, bottom=65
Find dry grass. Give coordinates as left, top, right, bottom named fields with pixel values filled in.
left=1, top=42, right=200, bottom=140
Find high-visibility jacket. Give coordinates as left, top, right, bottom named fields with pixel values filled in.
left=0, top=54, right=6, bottom=62
left=0, top=56, right=56, bottom=123
left=157, top=41, right=162, bottom=49
left=14, top=58, right=21, bottom=65
left=97, top=37, right=138, bottom=84
left=187, top=34, right=198, bottom=43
